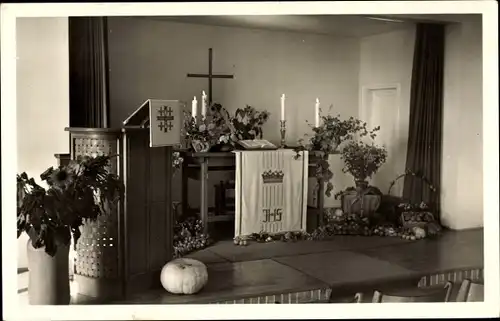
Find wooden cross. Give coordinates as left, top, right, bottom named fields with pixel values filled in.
left=187, top=48, right=234, bottom=105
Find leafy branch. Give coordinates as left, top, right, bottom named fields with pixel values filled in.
left=294, top=109, right=380, bottom=198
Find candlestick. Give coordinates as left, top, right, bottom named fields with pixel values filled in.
left=280, top=120, right=287, bottom=148
left=201, top=91, right=207, bottom=118
left=192, top=96, right=198, bottom=118
left=281, top=94, right=285, bottom=121
left=315, top=98, right=320, bottom=127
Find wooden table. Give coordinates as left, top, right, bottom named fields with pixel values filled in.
left=180, top=150, right=327, bottom=235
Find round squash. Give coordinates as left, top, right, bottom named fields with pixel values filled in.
left=334, top=208, right=344, bottom=217
left=412, top=226, right=427, bottom=239
left=160, top=258, right=208, bottom=294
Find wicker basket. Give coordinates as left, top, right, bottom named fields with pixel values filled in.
left=342, top=192, right=381, bottom=216
left=399, top=211, right=436, bottom=229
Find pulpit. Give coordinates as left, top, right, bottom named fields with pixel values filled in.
left=65, top=99, right=182, bottom=300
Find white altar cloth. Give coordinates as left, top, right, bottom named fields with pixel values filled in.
left=234, top=149, right=309, bottom=237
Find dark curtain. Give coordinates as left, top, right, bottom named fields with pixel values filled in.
left=69, top=17, right=110, bottom=128
left=403, top=23, right=445, bottom=221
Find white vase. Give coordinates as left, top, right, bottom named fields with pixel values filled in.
left=26, top=240, right=70, bottom=305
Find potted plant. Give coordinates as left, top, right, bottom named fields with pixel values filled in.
left=17, top=155, right=124, bottom=305
left=294, top=109, right=379, bottom=197
left=337, top=140, right=387, bottom=216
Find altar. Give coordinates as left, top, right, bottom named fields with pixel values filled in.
left=180, top=149, right=330, bottom=236
left=234, top=149, right=309, bottom=236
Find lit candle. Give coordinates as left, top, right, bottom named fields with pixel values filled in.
left=281, top=94, right=286, bottom=121
left=201, top=91, right=207, bottom=118
left=192, top=96, right=198, bottom=118
left=315, top=98, right=320, bottom=127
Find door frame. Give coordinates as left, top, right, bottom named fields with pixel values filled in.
left=359, top=83, right=402, bottom=141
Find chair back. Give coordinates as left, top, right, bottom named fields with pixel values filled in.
left=353, top=293, right=363, bottom=303
left=456, top=279, right=484, bottom=302
left=372, top=281, right=453, bottom=303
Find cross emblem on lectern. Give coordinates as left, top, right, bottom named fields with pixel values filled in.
left=157, top=106, right=174, bottom=133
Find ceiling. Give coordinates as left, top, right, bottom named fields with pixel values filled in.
left=141, top=14, right=474, bottom=38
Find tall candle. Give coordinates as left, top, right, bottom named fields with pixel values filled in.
left=192, top=96, right=198, bottom=118
left=201, top=91, right=207, bottom=117
left=281, top=94, right=286, bottom=121
left=315, top=98, right=320, bottom=127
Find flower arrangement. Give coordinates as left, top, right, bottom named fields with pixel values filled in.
left=294, top=109, right=380, bottom=197
left=182, top=115, right=219, bottom=145
left=182, top=103, right=271, bottom=152
left=17, top=155, right=124, bottom=256
left=182, top=103, right=231, bottom=152
left=229, top=105, right=270, bottom=141
left=341, top=140, right=388, bottom=186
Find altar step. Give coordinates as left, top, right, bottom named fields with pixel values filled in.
left=212, top=288, right=332, bottom=304
left=17, top=229, right=481, bottom=306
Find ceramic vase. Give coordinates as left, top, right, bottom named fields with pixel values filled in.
left=191, top=140, right=211, bottom=153
left=26, top=240, right=70, bottom=305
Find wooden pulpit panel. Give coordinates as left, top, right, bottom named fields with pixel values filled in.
left=124, top=130, right=149, bottom=276
left=148, top=144, right=173, bottom=270
left=123, top=129, right=174, bottom=292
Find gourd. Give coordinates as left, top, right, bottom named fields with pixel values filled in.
left=160, top=258, right=208, bottom=295
left=334, top=208, right=344, bottom=217
left=412, top=226, right=427, bottom=239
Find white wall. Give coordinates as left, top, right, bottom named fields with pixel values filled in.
left=107, top=17, right=361, bottom=207
left=16, top=18, right=70, bottom=268
left=358, top=26, right=416, bottom=195
left=441, top=16, right=483, bottom=230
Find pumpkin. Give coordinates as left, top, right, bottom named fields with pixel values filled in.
left=160, top=258, right=208, bottom=295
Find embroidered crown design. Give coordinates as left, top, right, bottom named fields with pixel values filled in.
left=262, top=170, right=284, bottom=184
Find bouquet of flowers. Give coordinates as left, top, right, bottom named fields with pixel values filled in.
left=17, top=155, right=124, bottom=256
left=229, top=105, right=270, bottom=141
left=183, top=103, right=232, bottom=151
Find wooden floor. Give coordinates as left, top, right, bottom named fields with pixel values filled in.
left=114, top=228, right=483, bottom=304
left=19, top=228, right=483, bottom=305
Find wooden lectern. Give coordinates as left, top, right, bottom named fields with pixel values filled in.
left=65, top=99, right=183, bottom=300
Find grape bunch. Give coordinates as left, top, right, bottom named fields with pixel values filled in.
left=173, top=217, right=212, bottom=258
left=174, top=234, right=210, bottom=258
left=309, top=225, right=334, bottom=240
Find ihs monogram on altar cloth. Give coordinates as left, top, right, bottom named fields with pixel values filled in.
left=234, top=149, right=309, bottom=237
